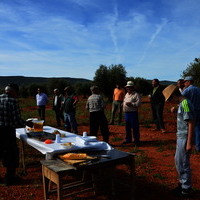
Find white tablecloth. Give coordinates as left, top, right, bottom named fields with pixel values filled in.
left=16, top=126, right=112, bottom=159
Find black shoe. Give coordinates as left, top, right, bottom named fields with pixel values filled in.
left=172, top=185, right=193, bottom=197
left=181, top=188, right=193, bottom=197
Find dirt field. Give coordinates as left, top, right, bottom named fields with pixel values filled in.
left=0, top=98, right=200, bottom=200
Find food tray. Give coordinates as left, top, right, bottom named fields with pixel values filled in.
left=26, top=131, right=56, bottom=141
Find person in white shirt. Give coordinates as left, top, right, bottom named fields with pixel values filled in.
left=122, top=81, right=141, bottom=145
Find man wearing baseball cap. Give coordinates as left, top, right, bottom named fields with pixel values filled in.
left=163, top=84, right=194, bottom=197
left=182, top=76, right=200, bottom=152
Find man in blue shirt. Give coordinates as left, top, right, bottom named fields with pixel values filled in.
left=182, top=76, right=200, bottom=152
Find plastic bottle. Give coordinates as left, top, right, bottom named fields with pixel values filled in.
left=55, top=134, right=61, bottom=143
left=83, top=132, right=87, bottom=137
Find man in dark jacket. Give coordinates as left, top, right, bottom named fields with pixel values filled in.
left=52, top=88, right=64, bottom=127
left=150, top=79, right=166, bottom=133
left=63, top=86, right=79, bottom=133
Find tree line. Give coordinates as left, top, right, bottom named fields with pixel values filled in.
left=3, top=57, right=200, bottom=100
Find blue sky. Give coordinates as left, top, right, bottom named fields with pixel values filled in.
left=0, top=0, right=200, bottom=81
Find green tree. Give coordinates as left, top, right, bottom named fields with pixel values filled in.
left=20, top=85, right=29, bottom=98
left=75, top=82, right=93, bottom=98
left=28, top=83, right=48, bottom=97
left=93, top=64, right=127, bottom=101
left=93, top=65, right=110, bottom=98
left=126, top=77, right=151, bottom=95
left=48, top=79, right=70, bottom=95
left=182, top=57, right=200, bottom=86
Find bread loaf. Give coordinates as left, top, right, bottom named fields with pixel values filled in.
left=60, top=153, right=87, bottom=160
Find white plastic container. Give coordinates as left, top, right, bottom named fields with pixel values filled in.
left=83, top=132, right=87, bottom=137
left=55, top=134, right=61, bottom=143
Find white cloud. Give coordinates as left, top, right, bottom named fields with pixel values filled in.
left=0, top=0, right=200, bottom=81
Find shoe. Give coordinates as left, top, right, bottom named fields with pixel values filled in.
left=181, top=188, right=193, bottom=196
left=161, top=129, right=166, bottom=133
left=172, top=185, right=193, bottom=197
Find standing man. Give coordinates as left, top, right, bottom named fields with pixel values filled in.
left=86, top=86, right=110, bottom=143
left=150, top=79, right=166, bottom=133
left=0, top=83, right=24, bottom=185
left=182, top=76, right=200, bottom=152
left=109, top=84, right=125, bottom=125
left=36, top=88, right=48, bottom=121
left=63, top=86, right=79, bottom=134
left=52, top=88, right=64, bottom=127
left=163, top=84, right=194, bottom=197
left=122, top=81, right=141, bottom=145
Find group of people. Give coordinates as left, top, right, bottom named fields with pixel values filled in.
left=36, top=86, right=79, bottom=134
left=1, top=77, right=199, bottom=194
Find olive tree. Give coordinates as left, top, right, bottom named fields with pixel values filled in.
left=182, top=57, right=200, bottom=86
left=93, top=64, right=127, bottom=101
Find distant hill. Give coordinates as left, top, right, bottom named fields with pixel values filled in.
left=160, top=80, right=176, bottom=85
left=0, top=76, right=175, bottom=90
left=146, top=79, right=176, bottom=86
left=0, top=76, right=92, bottom=89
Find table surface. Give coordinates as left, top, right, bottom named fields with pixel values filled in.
left=41, top=149, right=134, bottom=172
left=16, top=126, right=112, bottom=159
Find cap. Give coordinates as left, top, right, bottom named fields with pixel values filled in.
left=184, top=76, right=194, bottom=81
left=6, top=83, right=19, bottom=92
left=125, top=81, right=134, bottom=87
left=162, top=84, right=178, bottom=101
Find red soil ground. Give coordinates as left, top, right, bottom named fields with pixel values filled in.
left=1, top=123, right=200, bottom=200
left=0, top=98, right=200, bottom=200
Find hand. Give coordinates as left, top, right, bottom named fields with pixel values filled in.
left=186, top=142, right=192, bottom=152
left=126, top=102, right=132, bottom=107
left=170, top=107, right=175, bottom=113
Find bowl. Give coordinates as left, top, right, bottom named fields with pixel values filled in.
left=60, top=142, right=74, bottom=149
left=84, top=136, right=97, bottom=142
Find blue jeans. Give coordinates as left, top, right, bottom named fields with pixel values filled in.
left=64, top=112, right=78, bottom=133
left=194, top=111, right=200, bottom=151
left=175, top=138, right=192, bottom=189
left=124, top=112, right=140, bottom=144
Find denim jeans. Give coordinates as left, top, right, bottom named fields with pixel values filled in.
left=175, top=138, right=192, bottom=189
left=124, top=111, right=140, bottom=144
left=64, top=111, right=78, bottom=133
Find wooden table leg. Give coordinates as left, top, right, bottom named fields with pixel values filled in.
left=42, top=166, right=49, bottom=200
left=18, top=139, right=26, bottom=175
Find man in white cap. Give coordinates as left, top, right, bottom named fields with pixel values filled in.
left=122, top=81, right=141, bottom=145
left=163, top=84, right=194, bottom=197
left=182, top=76, right=200, bottom=152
